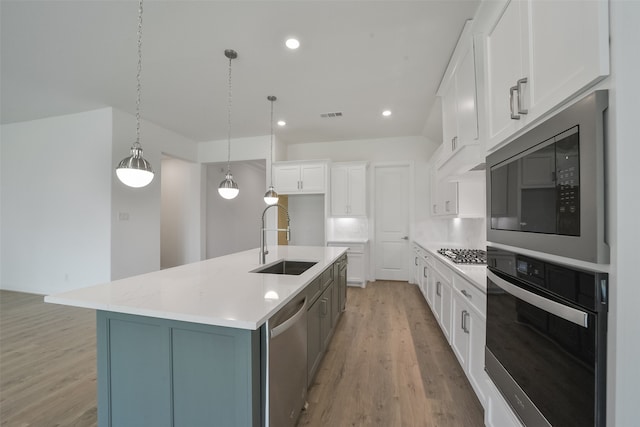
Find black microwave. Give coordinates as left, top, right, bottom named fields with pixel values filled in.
left=486, top=90, right=609, bottom=264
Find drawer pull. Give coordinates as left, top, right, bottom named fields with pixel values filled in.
left=461, top=289, right=472, bottom=299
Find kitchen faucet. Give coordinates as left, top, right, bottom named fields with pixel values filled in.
left=260, top=204, right=290, bottom=264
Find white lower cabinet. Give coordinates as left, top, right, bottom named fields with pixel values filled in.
left=432, top=269, right=452, bottom=343
left=327, top=241, right=367, bottom=287
left=451, top=289, right=486, bottom=406
left=411, top=246, right=523, bottom=426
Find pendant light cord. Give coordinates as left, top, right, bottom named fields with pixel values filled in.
left=269, top=98, right=274, bottom=187
left=226, top=55, right=233, bottom=174
left=135, top=0, right=143, bottom=148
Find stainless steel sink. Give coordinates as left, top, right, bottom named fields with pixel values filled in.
left=251, top=260, right=317, bottom=275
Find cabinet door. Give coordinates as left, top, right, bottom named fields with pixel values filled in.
left=424, top=264, right=435, bottom=309
left=300, top=163, right=325, bottom=193
left=307, top=298, right=322, bottom=386
left=346, top=251, right=364, bottom=286
left=486, top=0, right=527, bottom=147
left=467, top=308, right=487, bottom=404
left=527, top=0, right=609, bottom=122
left=412, top=248, right=421, bottom=285
left=320, top=286, right=333, bottom=350
left=274, top=165, right=301, bottom=193
left=331, top=278, right=340, bottom=327
left=451, top=294, right=471, bottom=370
left=330, top=166, right=348, bottom=215
left=339, top=262, right=347, bottom=311
left=441, top=83, right=458, bottom=157
left=440, top=279, right=452, bottom=342
left=347, top=166, right=367, bottom=216
left=439, top=181, right=459, bottom=215
left=455, top=40, right=479, bottom=145
left=430, top=168, right=440, bottom=216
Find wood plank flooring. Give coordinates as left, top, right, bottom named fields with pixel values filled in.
left=298, top=281, right=484, bottom=427
left=0, top=282, right=483, bottom=427
left=0, top=291, right=97, bottom=427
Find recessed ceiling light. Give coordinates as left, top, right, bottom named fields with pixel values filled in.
left=285, top=38, right=300, bottom=49
left=382, top=110, right=392, bottom=117
left=277, top=120, right=286, bottom=126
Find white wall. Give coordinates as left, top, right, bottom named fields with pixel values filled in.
left=286, top=135, right=435, bottom=163
left=607, top=1, right=640, bottom=425
left=160, top=157, right=203, bottom=269
left=111, top=108, right=199, bottom=280
left=205, top=161, right=267, bottom=259
left=199, top=135, right=269, bottom=165
left=1, top=109, right=113, bottom=294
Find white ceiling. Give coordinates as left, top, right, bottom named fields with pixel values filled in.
left=1, top=0, right=479, bottom=144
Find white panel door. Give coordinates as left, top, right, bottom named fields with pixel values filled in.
left=374, top=165, right=410, bottom=281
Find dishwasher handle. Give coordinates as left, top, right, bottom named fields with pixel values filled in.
left=270, top=297, right=307, bottom=339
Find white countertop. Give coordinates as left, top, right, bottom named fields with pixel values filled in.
left=45, top=246, right=347, bottom=330
left=326, top=239, right=369, bottom=244
left=413, top=239, right=487, bottom=291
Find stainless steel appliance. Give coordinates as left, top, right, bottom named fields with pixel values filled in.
left=486, top=247, right=608, bottom=426
left=486, top=90, right=609, bottom=263
left=267, top=293, right=308, bottom=427
left=438, top=248, right=487, bottom=264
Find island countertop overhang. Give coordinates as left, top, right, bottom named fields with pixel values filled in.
left=45, top=245, right=348, bottom=330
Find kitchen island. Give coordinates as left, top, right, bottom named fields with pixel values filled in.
left=45, top=245, right=348, bottom=427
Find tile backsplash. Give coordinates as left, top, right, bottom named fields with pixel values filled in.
left=326, top=217, right=369, bottom=241
left=414, top=217, right=486, bottom=249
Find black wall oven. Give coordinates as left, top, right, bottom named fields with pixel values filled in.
left=486, top=247, right=608, bottom=427
left=486, top=90, right=609, bottom=264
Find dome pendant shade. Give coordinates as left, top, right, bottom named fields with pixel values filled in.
left=263, top=185, right=279, bottom=205
left=218, top=172, right=239, bottom=199
left=116, top=144, right=154, bottom=188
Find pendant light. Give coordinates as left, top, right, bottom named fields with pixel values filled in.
left=264, top=95, right=279, bottom=205
left=115, top=0, right=154, bottom=188
left=218, top=49, right=239, bottom=200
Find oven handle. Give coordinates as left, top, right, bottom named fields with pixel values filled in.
left=487, top=269, right=589, bottom=328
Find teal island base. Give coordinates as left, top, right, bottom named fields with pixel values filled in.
left=97, top=311, right=264, bottom=427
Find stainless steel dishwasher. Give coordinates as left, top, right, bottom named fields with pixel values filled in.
left=267, top=293, right=308, bottom=427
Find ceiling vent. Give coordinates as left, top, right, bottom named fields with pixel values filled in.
left=320, top=111, right=343, bottom=118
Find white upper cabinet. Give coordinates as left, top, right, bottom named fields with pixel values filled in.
left=330, top=162, right=367, bottom=216
left=455, top=43, right=480, bottom=146
left=485, top=0, right=609, bottom=151
left=439, top=21, right=480, bottom=161
left=273, top=161, right=327, bottom=194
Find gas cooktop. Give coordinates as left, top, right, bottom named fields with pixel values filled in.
left=438, top=248, right=487, bottom=265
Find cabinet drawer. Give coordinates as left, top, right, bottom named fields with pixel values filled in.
left=433, top=258, right=454, bottom=282
left=453, top=275, right=486, bottom=317
left=306, top=277, right=322, bottom=305
left=346, top=244, right=365, bottom=254
left=320, top=267, right=334, bottom=290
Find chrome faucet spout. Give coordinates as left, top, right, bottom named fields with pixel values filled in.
left=260, top=204, right=291, bottom=264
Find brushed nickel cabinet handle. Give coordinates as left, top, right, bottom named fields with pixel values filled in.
left=461, top=289, right=471, bottom=299
left=517, top=77, right=528, bottom=114
left=510, top=85, right=520, bottom=120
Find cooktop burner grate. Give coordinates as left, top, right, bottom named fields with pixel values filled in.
left=438, top=248, right=487, bottom=264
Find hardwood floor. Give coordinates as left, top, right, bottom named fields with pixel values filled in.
left=298, top=281, right=484, bottom=427
left=0, top=282, right=483, bottom=427
left=0, top=291, right=97, bottom=427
